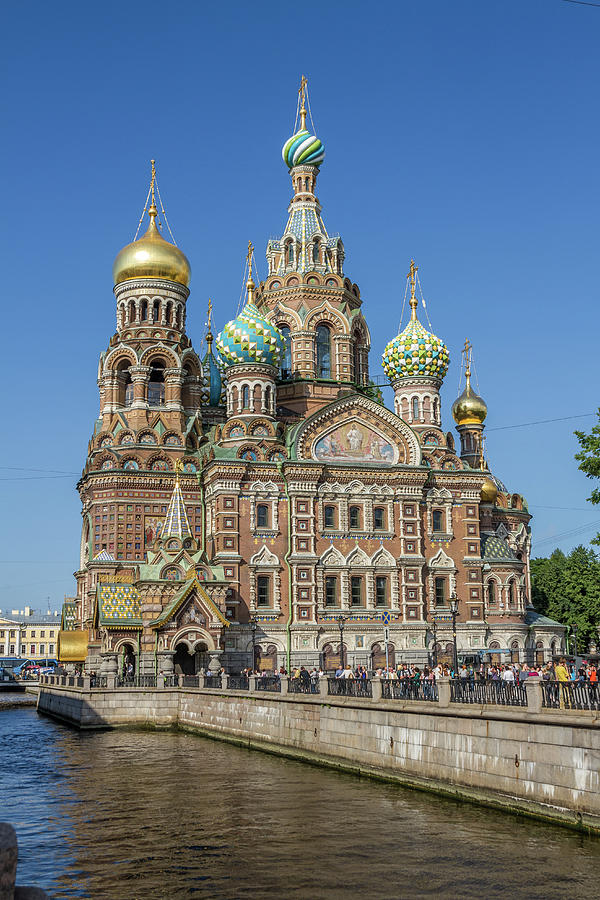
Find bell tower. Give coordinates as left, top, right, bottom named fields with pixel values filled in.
left=257, top=78, right=370, bottom=417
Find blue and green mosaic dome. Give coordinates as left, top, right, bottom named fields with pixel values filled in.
left=216, top=301, right=284, bottom=368
left=382, top=318, right=450, bottom=382
left=282, top=129, right=325, bottom=169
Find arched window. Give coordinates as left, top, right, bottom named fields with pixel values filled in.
left=305, top=177, right=310, bottom=191
left=313, top=241, right=320, bottom=264
left=412, top=397, right=420, bottom=421
left=153, top=300, right=160, bottom=322
left=508, top=581, right=516, bottom=606
left=432, top=509, right=444, bottom=532
left=129, top=299, right=136, bottom=323
left=165, top=301, right=172, bottom=325
left=433, top=397, right=439, bottom=423
left=140, top=299, right=148, bottom=321
left=487, top=581, right=496, bottom=605
left=265, top=385, right=272, bottom=412
left=280, top=325, right=292, bottom=380
left=242, top=385, right=250, bottom=408
left=286, top=242, right=294, bottom=266
left=256, top=504, right=269, bottom=528
left=117, top=360, right=133, bottom=407
left=148, top=360, right=165, bottom=406
left=349, top=506, right=361, bottom=529
left=316, top=325, right=331, bottom=378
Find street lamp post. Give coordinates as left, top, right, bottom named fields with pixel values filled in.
left=337, top=615, right=347, bottom=670
left=571, top=623, right=578, bottom=659
left=449, top=594, right=459, bottom=676
left=250, top=617, right=258, bottom=672
left=431, top=619, right=438, bottom=668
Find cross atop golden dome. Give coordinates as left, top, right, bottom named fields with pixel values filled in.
left=452, top=338, right=487, bottom=425
left=112, top=160, right=191, bottom=287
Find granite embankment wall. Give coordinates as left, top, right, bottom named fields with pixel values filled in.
left=37, top=684, right=600, bottom=832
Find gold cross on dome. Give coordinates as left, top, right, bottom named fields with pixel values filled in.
left=299, top=75, right=308, bottom=129
left=150, top=159, right=156, bottom=207
left=463, top=338, right=472, bottom=378
left=247, top=240, right=254, bottom=281
left=407, top=259, right=418, bottom=318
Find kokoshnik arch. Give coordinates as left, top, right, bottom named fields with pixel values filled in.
left=60, top=80, right=565, bottom=677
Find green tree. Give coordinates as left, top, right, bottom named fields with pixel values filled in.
left=531, top=545, right=600, bottom=650
left=575, top=413, right=600, bottom=547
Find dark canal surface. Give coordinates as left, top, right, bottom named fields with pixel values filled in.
left=1, top=703, right=600, bottom=899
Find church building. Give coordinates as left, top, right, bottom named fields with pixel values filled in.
left=64, top=82, right=564, bottom=677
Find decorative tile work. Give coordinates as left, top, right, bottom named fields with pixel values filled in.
left=382, top=318, right=449, bottom=381
left=216, top=301, right=284, bottom=367
left=97, top=584, right=142, bottom=626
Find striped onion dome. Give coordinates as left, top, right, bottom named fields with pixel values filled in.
left=216, top=301, right=284, bottom=368
left=382, top=317, right=450, bottom=382
left=282, top=129, right=325, bottom=169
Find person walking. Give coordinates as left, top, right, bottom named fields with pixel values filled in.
left=555, top=657, right=570, bottom=709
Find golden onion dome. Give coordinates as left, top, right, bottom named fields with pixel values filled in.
left=452, top=378, right=487, bottom=426
left=113, top=205, right=191, bottom=287
left=481, top=476, right=498, bottom=505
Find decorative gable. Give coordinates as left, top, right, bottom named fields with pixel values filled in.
left=292, top=395, right=421, bottom=467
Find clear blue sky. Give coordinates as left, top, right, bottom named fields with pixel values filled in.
left=2, top=0, right=599, bottom=612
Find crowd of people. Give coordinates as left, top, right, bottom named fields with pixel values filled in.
left=239, top=658, right=599, bottom=687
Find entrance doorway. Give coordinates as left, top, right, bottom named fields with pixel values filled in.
left=173, top=643, right=195, bottom=675
left=121, top=643, right=136, bottom=678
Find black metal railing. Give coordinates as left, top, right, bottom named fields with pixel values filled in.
left=328, top=678, right=372, bottom=698
left=255, top=675, right=281, bottom=692
left=181, top=675, right=199, bottom=687
left=288, top=678, right=319, bottom=694
left=204, top=675, right=222, bottom=689
left=381, top=680, right=438, bottom=702
left=163, top=675, right=178, bottom=687
left=541, top=681, right=600, bottom=711
left=228, top=675, right=249, bottom=691
left=116, top=675, right=157, bottom=688
left=451, top=679, right=527, bottom=707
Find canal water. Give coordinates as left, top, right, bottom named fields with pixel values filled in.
left=1, top=704, right=600, bottom=899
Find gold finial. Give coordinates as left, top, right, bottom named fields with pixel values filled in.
left=463, top=337, right=472, bottom=389
left=246, top=240, right=255, bottom=302
left=175, top=458, right=184, bottom=482
left=407, top=259, right=419, bottom=321
left=150, top=159, right=156, bottom=208
left=299, top=75, right=308, bottom=131
left=206, top=299, right=213, bottom=346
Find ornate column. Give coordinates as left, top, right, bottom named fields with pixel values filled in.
left=164, top=368, right=184, bottom=411
left=129, top=365, right=151, bottom=409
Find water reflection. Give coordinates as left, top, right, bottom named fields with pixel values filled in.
left=1, top=708, right=599, bottom=899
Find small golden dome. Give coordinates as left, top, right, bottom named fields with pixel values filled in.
left=113, top=205, right=191, bottom=287
left=481, top=476, right=498, bottom=505
left=452, top=380, right=487, bottom=426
